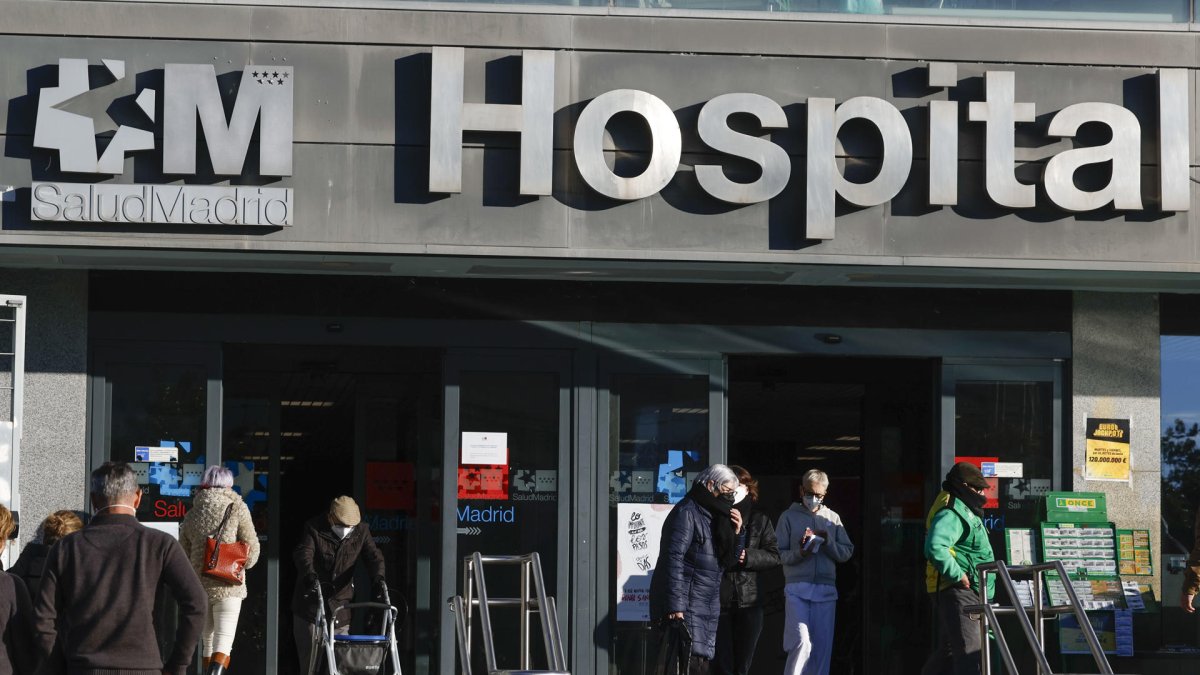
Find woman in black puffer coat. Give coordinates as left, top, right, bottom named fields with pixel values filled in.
left=649, top=464, right=744, bottom=674
left=714, top=466, right=781, bottom=675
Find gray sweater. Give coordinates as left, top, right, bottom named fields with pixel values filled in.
left=774, top=502, right=855, bottom=586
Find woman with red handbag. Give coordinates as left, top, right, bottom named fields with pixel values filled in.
left=180, top=465, right=261, bottom=674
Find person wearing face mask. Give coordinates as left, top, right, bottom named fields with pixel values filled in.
left=713, top=466, right=780, bottom=675
left=775, top=469, right=854, bottom=675
left=179, top=466, right=261, bottom=674
left=920, top=462, right=995, bottom=675
left=648, top=464, right=744, bottom=674
left=291, top=495, right=386, bottom=672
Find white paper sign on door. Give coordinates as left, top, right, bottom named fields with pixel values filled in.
left=615, top=503, right=673, bottom=622
left=461, top=432, right=508, bottom=465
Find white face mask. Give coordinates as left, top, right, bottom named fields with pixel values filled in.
left=733, top=485, right=749, bottom=504
left=332, top=524, right=354, bottom=540
left=803, top=495, right=823, bottom=512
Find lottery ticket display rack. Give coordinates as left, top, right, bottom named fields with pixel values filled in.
left=1034, top=492, right=1147, bottom=658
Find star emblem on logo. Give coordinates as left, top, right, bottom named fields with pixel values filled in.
left=33, top=58, right=155, bottom=174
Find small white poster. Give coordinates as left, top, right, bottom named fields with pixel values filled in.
left=615, top=503, right=673, bottom=622
left=461, top=432, right=508, bottom=465
left=134, top=445, right=178, bottom=462
left=982, top=462, right=1024, bottom=478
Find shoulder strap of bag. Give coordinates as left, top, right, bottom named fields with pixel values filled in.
left=210, top=502, right=236, bottom=539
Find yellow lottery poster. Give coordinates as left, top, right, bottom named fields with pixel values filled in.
left=1085, top=418, right=1131, bottom=482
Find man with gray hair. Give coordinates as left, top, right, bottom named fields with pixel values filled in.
left=649, top=464, right=744, bottom=673
left=33, top=461, right=207, bottom=675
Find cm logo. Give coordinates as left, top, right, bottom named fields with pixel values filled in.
left=33, top=58, right=294, bottom=177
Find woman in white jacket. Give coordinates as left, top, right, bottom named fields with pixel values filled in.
left=774, top=469, right=854, bottom=675
left=180, top=466, right=261, bottom=675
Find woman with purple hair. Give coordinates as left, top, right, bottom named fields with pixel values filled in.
left=179, top=465, right=260, bottom=674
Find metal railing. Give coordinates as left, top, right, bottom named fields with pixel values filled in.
left=965, top=560, right=1114, bottom=675
left=449, top=552, right=569, bottom=675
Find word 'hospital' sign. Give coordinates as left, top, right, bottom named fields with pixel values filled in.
left=428, top=48, right=1190, bottom=240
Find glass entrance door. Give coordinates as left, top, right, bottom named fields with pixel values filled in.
left=440, top=349, right=572, bottom=674
left=940, top=361, right=1063, bottom=558
left=222, top=345, right=441, bottom=675
left=596, top=354, right=724, bottom=675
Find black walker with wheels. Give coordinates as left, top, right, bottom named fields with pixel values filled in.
left=307, top=580, right=404, bottom=675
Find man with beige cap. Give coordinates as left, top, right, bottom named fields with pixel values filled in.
left=291, top=495, right=386, bottom=671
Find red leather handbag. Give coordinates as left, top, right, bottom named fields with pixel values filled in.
left=203, top=503, right=249, bottom=585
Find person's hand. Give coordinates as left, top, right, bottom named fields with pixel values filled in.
left=739, top=549, right=747, bottom=565
left=730, top=509, right=743, bottom=534
left=1183, top=593, right=1196, bottom=613
left=667, top=611, right=684, bottom=620
left=959, top=574, right=971, bottom=589
left=373, top=577, right=388, bottom=599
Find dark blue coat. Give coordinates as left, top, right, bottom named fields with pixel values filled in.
left=648, top=496, right=722, bottom=659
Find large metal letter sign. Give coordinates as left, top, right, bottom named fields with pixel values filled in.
left=695, top=93, right=791, bottom=204
left=968, top=71, right=1036, bottom=209
left=806, top=96, right=913, bottom=240
left=428, top=47, right=555, bottom=195
left=1158, top=69, right=1190, bottom=212
left=574, top=89, right=682, bottom=200
left=1044, top=103, right=1142, bottom=212
left=163, top=64, right=294, bottom=176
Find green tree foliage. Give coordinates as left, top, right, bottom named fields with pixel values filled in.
left=1162, top=419, right=1200, bottom=553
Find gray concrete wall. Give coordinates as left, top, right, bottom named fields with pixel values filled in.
left=0, top=270, right=88, bottom=553
left=1072, top=291, right=1162, bottom=596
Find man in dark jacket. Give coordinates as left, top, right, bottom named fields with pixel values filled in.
left=32, top=461, right=207, bottom=675
left=649, top=464, right=744, bottom=674
left=292, top=496, right=386, bottom=672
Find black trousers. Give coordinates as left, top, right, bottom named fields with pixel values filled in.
left=920, top=586, right=982, bottom=675
left=713, top=605, right=765, bottom=675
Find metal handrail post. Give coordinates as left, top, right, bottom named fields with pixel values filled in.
left=451, top=596, right=475, bottom=675
left=546, top=596, right=567, bottom=671
left=992, top=562, right=1055, bottom=674
left=471, top=552, right=501, bottom=672
left=463, top=556, right=474, bottom=664
left=1050, top=561, right=1114, bottom=674
left=979, top=569, right=991, bottom=675
left=977, top=604, right=1021, bottom=675
left=1033, top=568, right=1046, bottom=675
left=529, top=552, right=561, bottom=671
left=521, top=559, right=531, bottom=669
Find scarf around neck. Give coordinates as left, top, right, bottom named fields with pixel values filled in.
left=942, top=479, right=987, bottom=518
left=686, top=483, right=739, bottom=570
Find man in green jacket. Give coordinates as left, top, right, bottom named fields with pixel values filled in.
left=920, top=462, right=995, bottom=675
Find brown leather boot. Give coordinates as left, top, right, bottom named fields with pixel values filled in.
left=207, top=652, right=230, bottom=674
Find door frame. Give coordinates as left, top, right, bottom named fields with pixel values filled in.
left=439, top=348, right=575, bottom=673
left=939, top=359, right=1065, bottom=486
left=592, top=352, right=726, bottom=675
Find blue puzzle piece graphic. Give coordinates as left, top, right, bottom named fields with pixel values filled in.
left=148, top=464, right=192, bottom=497
left=656, top=450, right=688, bottom=503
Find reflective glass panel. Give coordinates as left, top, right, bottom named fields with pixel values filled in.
left=607, top=373, right=709, bottom=675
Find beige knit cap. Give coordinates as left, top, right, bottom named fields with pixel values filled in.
left=329, top=495, right=361, bottom=526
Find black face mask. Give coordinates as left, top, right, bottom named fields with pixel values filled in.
left=719, top=491, right=736, bottom=505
